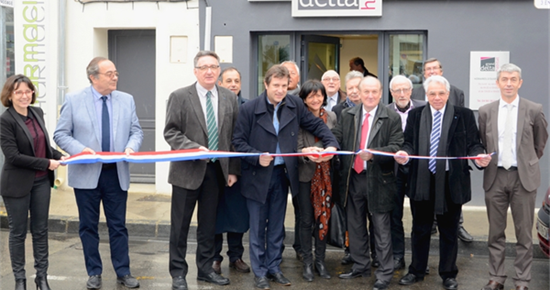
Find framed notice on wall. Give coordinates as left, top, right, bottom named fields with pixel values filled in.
left=469, top=51, right=510, bottom=110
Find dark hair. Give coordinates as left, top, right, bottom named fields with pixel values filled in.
left=86, top=56, right=109, bottom=83
left=264, top=64, right=290, bottom=86
left=219, top=67, right=241, bottom=82
left=298, top=79, right=327, bottom=107
left=1, top=74, right=37, bottom=107
left=350, top=57, right=366, bottom=69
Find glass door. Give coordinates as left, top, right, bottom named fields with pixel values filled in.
left=301, top=35, right=340, bottom=83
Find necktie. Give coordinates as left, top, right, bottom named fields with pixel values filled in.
left=206, top=91, right=218, bottom=152
left=353, top=112, right=370, bottom=174
left=429, top=111, right=442, bottom=174
left=101, top=96, right=110, bottom=152
left=501, top=103, right=514, bottom=169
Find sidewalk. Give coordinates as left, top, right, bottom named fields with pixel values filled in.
left=0, top=184, right=546, bottom=259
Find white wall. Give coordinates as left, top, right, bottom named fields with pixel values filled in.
left=64, top=0, right=201, bottom=194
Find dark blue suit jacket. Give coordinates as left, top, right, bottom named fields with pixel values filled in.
left=233, top=92, right=339, bottom=204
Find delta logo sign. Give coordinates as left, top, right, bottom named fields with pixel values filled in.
left=292, top=0, right=382, bottom=17
left=480, top=57, right=498, bottom=72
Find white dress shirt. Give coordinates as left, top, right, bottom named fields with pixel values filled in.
left=497, top=96, right=519, bottom=167
left=325, top=93, right=339, bottom=111
left=196, top=83, right=219, bottom=126
left=359, top=105, right=377, bottom=170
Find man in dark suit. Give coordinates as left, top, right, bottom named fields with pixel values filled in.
left=54, top=57, right=143, bottom=289
left=411, top=58, right=472, bottom=242
left=478, top=63, right=548, bottom=290
left=411, top=58, right=465, bottom=108
left=164, top=51, right=240, bottom=289
left=332, top=76, right=403, bottom=290
left=212, top=67, right=250, bottom=275
left=386, top=75, right=426, bottom=271
left=321, top=70, right=346, bottom=111
left=394, top=75, right=487, bottom=290
left=232, top=64, right=338, bottom=290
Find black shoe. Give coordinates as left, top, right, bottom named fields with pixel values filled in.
left=172, top=276, right=187, bottom=290
left=302, top=264, right=314, bottom=282
left=267, top=272, right=291, bottom=286
left=371, top=255, right=380, bottom=267
left=338, top=269, right=370, bottom=279
left=393, top=257, right=405, bottom=270
left=341, top=252, right=353, bottom=265
left=197, top=272, right=230, bottom=285
left=117, top=275, right=140, bottom=288
left=458, top=226, right=474, bottom=243
left=15, top=279, right=26, bottom=290
left=398, top=273, right=424, bottom=285
left=86, top=275, right=102, bottom=290
left=254, top=276, right=270, bottom=289
left=314, top=260, right=331, bottom=279
left=431, top=222, right=437, bottom=235
left=443, top=278, right=458, bottom=290
left=35, top=276, right=51, bottom=290
left=373, top=279, right=389, bottom=290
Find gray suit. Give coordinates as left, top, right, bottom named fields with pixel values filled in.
left=164, top=83, right=239, bottom=278
left=411, top=84, right=465, bottom=107
left=478, top=98, right=548, bottom=287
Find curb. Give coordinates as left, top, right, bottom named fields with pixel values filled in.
left=1, top=214, right=546, bottom=259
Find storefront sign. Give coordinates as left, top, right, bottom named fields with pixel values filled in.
left=292, top=0, right=382, bottom=17
left=535, top=0, right=550, bottom=9
left=14, top=0, right=56, bottom=134
left=468, top=51, right=510, bottom=110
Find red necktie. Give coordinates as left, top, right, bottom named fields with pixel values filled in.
left=354, top=112, right=370, bottom=174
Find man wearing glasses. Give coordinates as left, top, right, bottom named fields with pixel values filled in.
left=321, top=70, right=346, bottom=112
left=164, top=51, right=240, bottom=290
left=54, top=57, right=143, bottom=289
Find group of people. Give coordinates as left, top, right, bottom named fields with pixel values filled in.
left=0, top=51, right=547, bottom=290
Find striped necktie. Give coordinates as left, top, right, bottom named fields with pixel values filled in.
left=429, top=111, right=442, bottom=174
left=206, top=91, right=218, bottom=153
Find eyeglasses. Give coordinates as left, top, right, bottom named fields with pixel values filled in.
left=99, top=71, right=119, bottom=78
left=322, top=77, right=340, bottom=82
left=13, top=90, right=34, bottom=97
left=391, top=88, right=411, bottom=94
left=196, top=65, right=220, bottom=71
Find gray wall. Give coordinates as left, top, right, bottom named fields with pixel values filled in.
left=201, top=0, right=550, bottom=204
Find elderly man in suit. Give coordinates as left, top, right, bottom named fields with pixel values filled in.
left=332, top=70, right=363, bottom=120
left=54, top=57, right=143, bottom=290
left=321, top=70, right=346, bottom=111
left=478, top=63, right=548, bottom=290
left=386, top=75, right=426, bottom=271
left=332, top=76, right=403, bottom=290
left=164, top=51, right=239, bottom=290
left=394, top=75, right=488, bottom=290
left=233, top=64, right=338, bottom=290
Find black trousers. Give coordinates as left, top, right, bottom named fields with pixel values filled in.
left=214, top=232, right=245, bottom=263
left=297, top=181, right=327, bottom=264
left=3, top=176, right=50, bottom=280
left=169, top=161, right=224, bottom=278
left=409, top=173, right=461, bottom=280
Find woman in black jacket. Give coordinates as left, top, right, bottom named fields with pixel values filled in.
left=0, top=75, right=64, bottom=290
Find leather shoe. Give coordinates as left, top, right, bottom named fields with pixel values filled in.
left=254, top=276, right=270, bottom=289
left=393, top=257, right=405, bottom=270
left=172, top=276, right=187, bottom=290
left=443, top=277, right=458, bottom=290
left=341, top=252, right=353, bottom=265
left=267, top=272, right=291, bottom=286
left=15, top=279, right=26, bottom=290
left=399, top=273, right=423, bottom=285
left=338, top=269, right=370, bottom=279
left=516, top=286, right=528, bottom=290
left=86, top=275, right=102, bottom=290
left=302, top=264, right=314, bottom=282
left=482, top=280, right=504, bottom=290
left=373, top=279, right=389, bottom=290
left=35, top=276, right=50, bottom=290
left=212, top=260, right=222, bottom=274
left=197, top=272, right=230, bottom=285
left=371, top=255, right=380, bottom=267
left=229, top=258, right=250, bottom=273
left=314, top=260, right=331, bottom=279
left=117, top=274, right=140, bottom=288
left=458, top=226, right=474, bottom=243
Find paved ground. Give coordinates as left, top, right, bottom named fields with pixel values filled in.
left=1, top=231, right=548, bottom=290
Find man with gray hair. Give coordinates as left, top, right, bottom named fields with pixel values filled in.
left=386, top=75, right=425, bottom=271
left=411, top=58, right=465, bottom=107
left=281, top=61, right=301, bottom=95
left=394, top=75, right=488, bottom=290
left=478, top=63, right=547, bottom=290
left=321, top=70, right=346, bottom=111
left=332, top=70, right=363, bottom=119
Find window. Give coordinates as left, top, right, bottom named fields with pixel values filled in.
left=257, top=34, right=290, bottom=95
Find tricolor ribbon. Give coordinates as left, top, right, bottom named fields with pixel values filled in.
left=60, top=149, right=493, bottom=165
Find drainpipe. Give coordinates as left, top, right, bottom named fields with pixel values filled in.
left=204, top=6, right=211, bottom=50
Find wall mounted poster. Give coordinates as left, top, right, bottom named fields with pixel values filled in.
left=469, top=51, right=510, bottom=110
